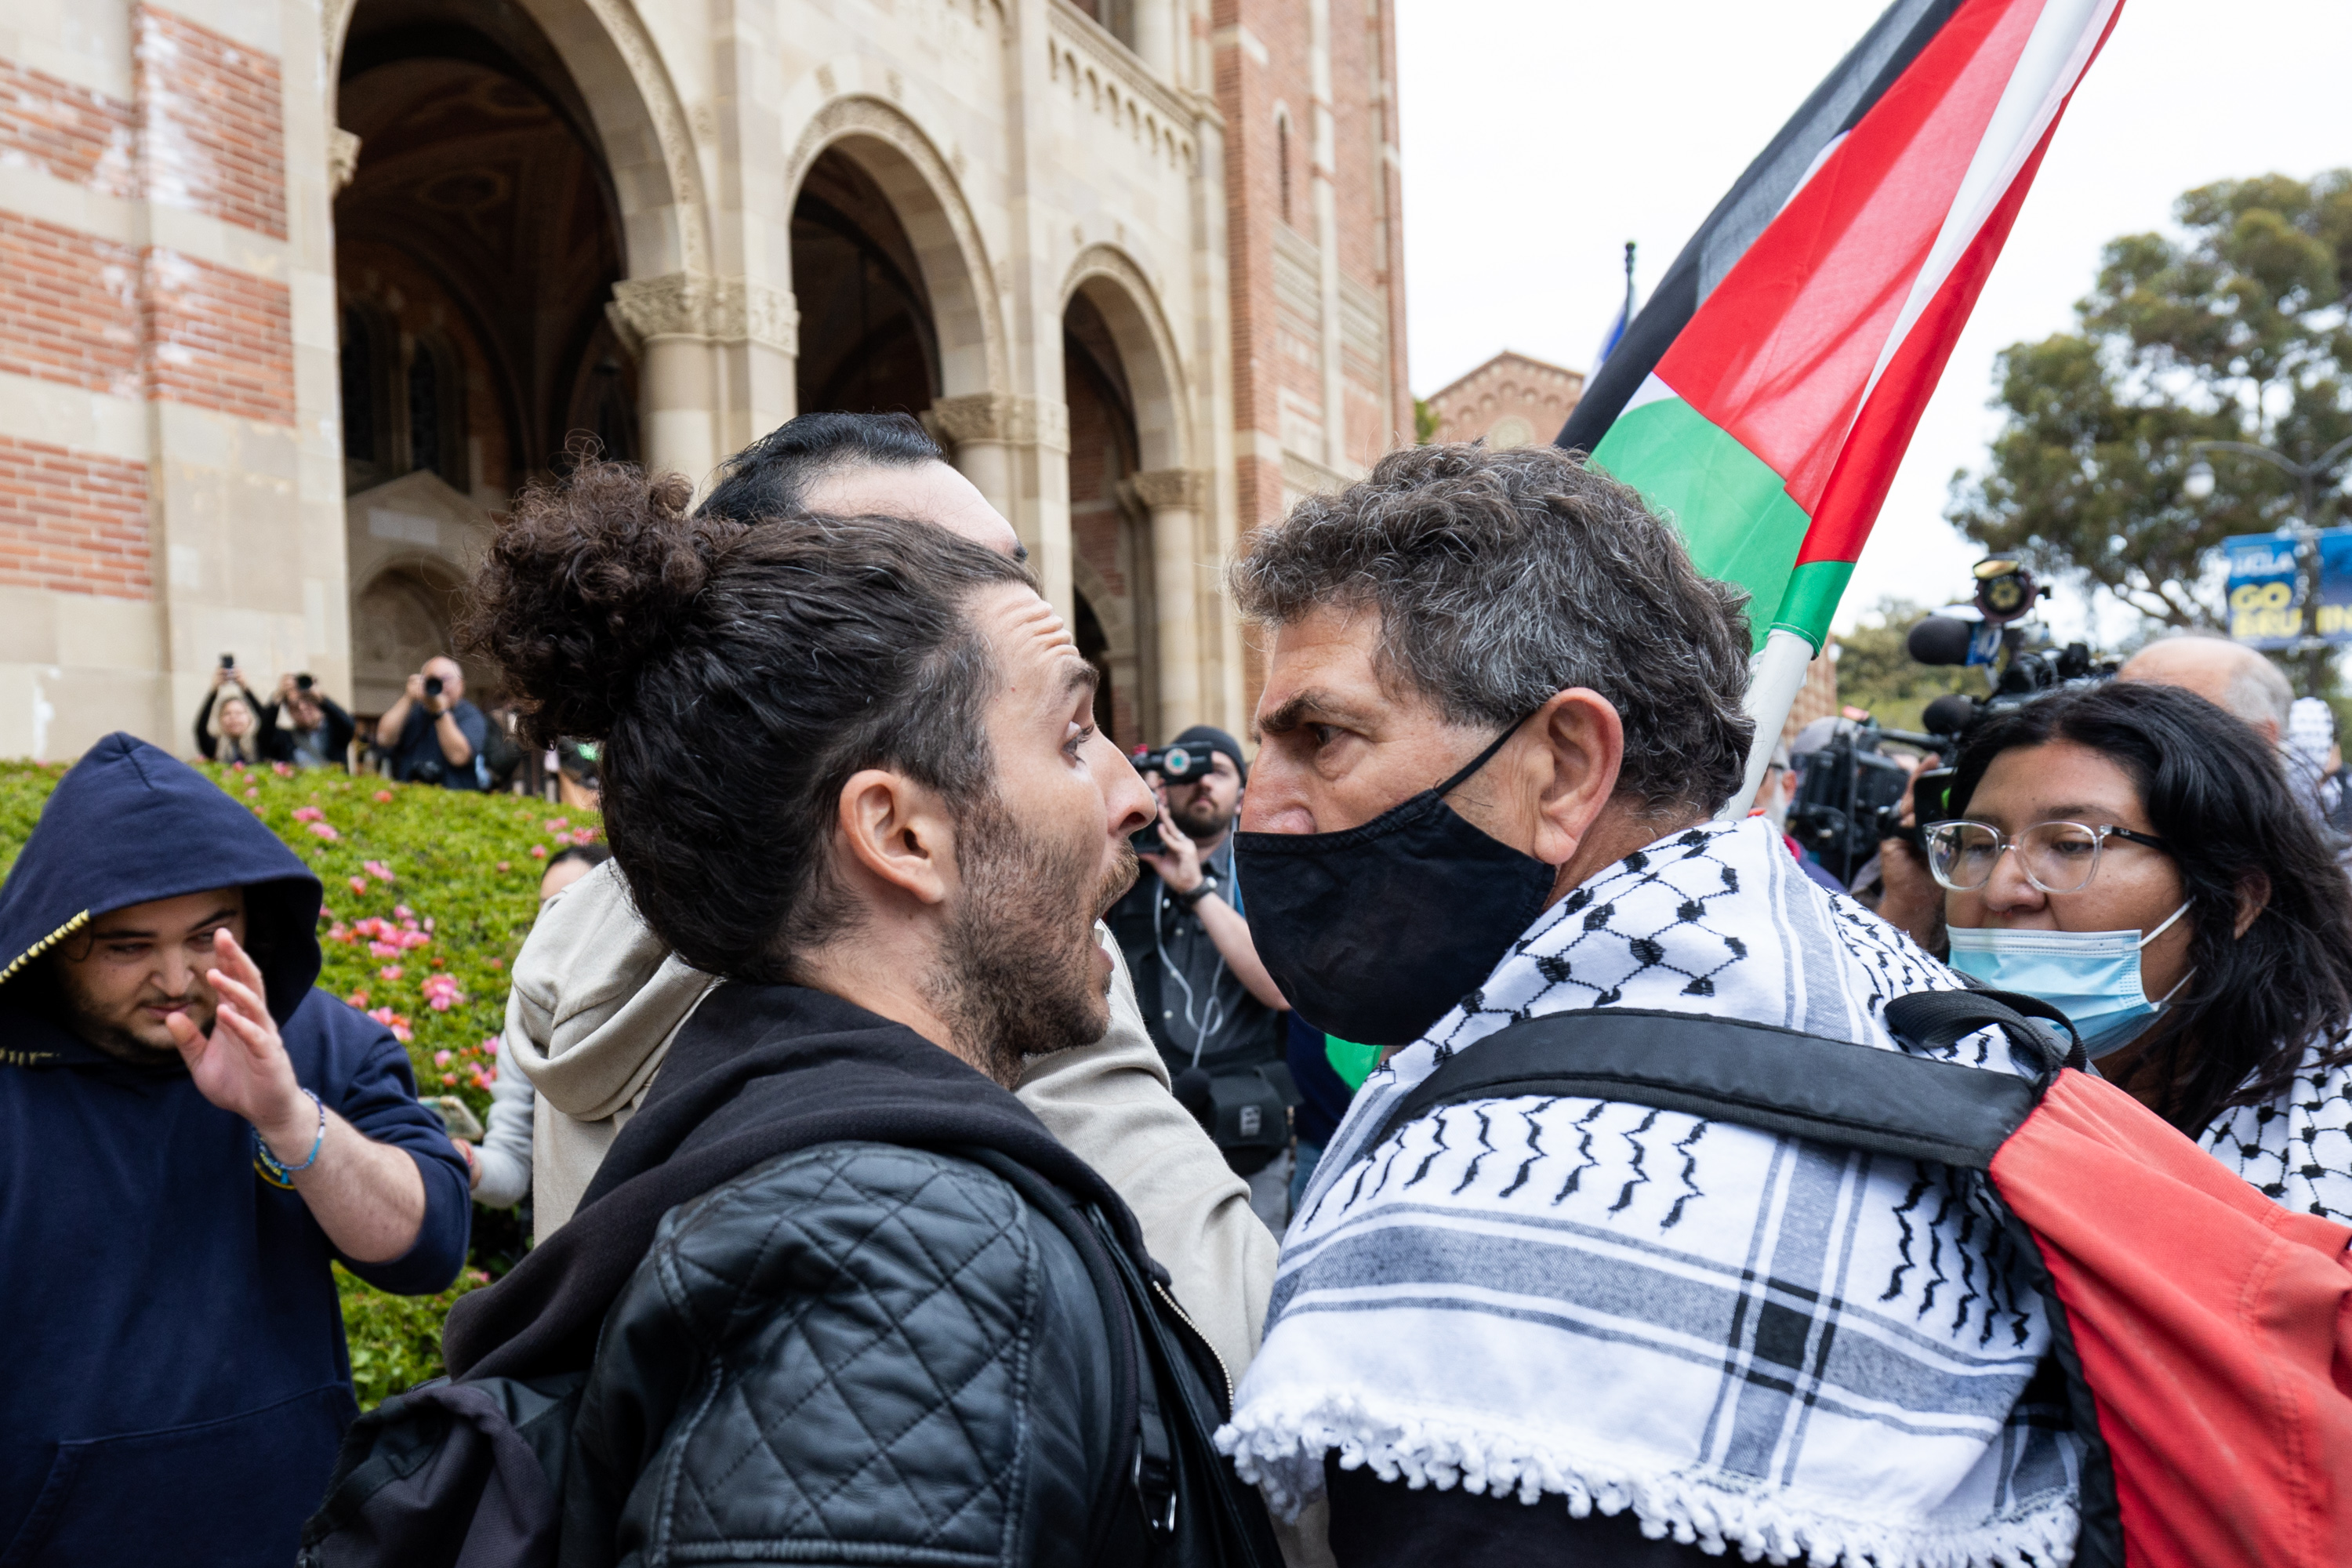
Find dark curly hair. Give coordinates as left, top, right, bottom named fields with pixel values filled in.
left=456, top=459, right=1031, bottom=980
left=1949, top=681, right=2352, bottom=1138
left=1229, top=442, right=1755, bottom=815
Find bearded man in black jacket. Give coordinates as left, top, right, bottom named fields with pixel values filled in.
left=435, top=461, right=1267, bottom=1567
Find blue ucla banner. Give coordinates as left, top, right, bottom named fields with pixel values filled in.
left=2223, top=528, right=2352, bottom=648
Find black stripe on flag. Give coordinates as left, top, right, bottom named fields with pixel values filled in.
left=1557, top=0, right=1968, bottom=455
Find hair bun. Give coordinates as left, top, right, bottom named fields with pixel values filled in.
left=459, top=459, right=725, bottom=742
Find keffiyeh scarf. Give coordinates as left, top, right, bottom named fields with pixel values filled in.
left=2201, top=1042, right=2352, bottom=1225
left=1220, top=818, right=2082, bottom=1566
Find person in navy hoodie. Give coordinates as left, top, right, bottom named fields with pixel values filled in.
left=0, top=732, right=470, bottom=1567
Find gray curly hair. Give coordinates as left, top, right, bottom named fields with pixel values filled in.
left=1229, top=442, right=1755, bottom=815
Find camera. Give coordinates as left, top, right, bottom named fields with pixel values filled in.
left=294, top=673, right=314, bottom=691
left=1132, top=743, right=1215, bottom=784
left=1787, top=722, right=1932, bottom=887
left=219, top=652, right=235, bottom=670
left=423, top=674, right=445, bottom=698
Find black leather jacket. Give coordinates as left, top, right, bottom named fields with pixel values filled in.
left=557, top=1139, right=1122, bottom=1568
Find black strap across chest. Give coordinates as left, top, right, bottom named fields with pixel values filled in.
left=1367, top=989, right=2077, bottom=1171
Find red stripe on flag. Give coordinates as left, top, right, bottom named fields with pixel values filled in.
left=1653, top=0, right=2038, bottom=510
left=1796, top=0, right=2125, bottom=570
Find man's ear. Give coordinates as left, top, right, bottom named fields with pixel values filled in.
left=833, top=768, right=956, bottom=908
left=1525, top=688, right=1625, bottom=869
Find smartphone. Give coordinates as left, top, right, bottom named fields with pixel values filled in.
left=219, top=652, right=235, bottom=669
left=1129, top=820, right=1166, bottom=856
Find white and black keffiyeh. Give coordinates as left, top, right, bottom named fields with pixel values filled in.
left=1219, top=818, right=2082, bottom=1566
left=2201, top=1044, right=2352, bottom=1225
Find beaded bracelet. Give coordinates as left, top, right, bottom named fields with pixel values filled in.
left=252, top=1090, right=327, bottom=1189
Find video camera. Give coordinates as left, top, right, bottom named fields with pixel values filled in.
left=1863, top=555, right=2117, bottom=838
left=1787, top=720, right=1935, bottom=887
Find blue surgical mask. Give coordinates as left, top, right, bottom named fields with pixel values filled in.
left=1945, top=903, right=2191, bottom=1059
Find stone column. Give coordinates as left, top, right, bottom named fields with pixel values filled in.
left=931, top=392, right=1073, bottom=621
left=1131, top=468, right=1207, bottom=735
left=608, top=273, right=797, bottom=492
left=930, top=393, right=1018, bottom=529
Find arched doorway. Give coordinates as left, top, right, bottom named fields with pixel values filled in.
left=334, top=0, right=635, bottom=720
left=790, top=148, right=940, bottom=417
left=1065, top=290, right=1149, bottom=750
left=351, top=557, right=470, bottom=713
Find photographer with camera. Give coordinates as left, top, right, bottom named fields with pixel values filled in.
left=1105, top=725, right=1294, bottom=1223
left=193, top=658, right=280, bottom=766
left=1924, top=681, right=2352, bottom=1221
left=261, top=673, right=354, bottom=771
left=372, top=655, right=488, bottom=789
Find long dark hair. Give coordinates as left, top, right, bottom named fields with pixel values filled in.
left=1948, top=681, right=2352, bottom=1136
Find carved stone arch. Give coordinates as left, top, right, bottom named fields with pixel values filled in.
left=325, top=0, right=710, bottom=280
left=785, top=96, right=1008, bottom=400
left=1061, top=245, right=1191, bottom=473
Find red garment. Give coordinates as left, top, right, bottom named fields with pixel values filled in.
left=1991, top=1070, right=2352, bottom=1568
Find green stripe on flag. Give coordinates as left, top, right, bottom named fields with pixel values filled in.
left=1770, top=559, right=1855, bottom=648
left=1588, top=394, right=1814, bottom=652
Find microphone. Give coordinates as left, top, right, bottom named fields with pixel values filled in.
left=1906, top=615, right=1976, bottom=667
left=1922, top=693, right=1979, bottom=737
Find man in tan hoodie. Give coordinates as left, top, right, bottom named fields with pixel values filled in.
left=501, top=411, right=1279, bottom=1381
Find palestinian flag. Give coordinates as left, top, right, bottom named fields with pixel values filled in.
left=1559, top=0, right=2125, bottom=660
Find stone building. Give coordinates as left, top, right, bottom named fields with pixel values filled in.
left=1425, top=348, right=1583, bottom=451
left=0, top=0, right=1408, bottom=760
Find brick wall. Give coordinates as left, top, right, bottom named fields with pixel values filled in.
left=0, top=212, right=143, bottom=397
left=0, top=56, right=139, bottom=199
left=0, top=5, right=299, bottom=609
left=133, top=6, right=288, bottom=241
left=0, top=436, right=153, bottom=597
left=143, top=247, right=295, bottom=424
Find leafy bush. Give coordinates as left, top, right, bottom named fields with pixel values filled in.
left=0, top=757, right=598, bottom=1402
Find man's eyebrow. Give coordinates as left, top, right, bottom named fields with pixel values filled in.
left=1258, top=689, right=1372, bottom=735
left=1057, top=658, right=1100, bottom=700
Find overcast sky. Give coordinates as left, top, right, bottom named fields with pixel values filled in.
left=1395, top=0, right=2352, bottom=640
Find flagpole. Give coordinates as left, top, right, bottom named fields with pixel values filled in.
left=1722, top=628, right=1816, bottom=819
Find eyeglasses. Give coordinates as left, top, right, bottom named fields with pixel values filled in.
left=1921, top=819, right=2170, bottom=895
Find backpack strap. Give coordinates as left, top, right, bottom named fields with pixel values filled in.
left=1884, top=985, right=2085, bottom=1072
left=1368, top=1004, right=2049, bottom=1172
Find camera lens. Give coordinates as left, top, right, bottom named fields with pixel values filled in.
left=423, top=675, right=445, bottom=697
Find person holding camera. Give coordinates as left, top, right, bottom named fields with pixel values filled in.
left=262, top=673, right=354, bottom=771
left=373, top=655, right=487, bottom=789
left=193, top=659, right=279, bottom=766
left=1105, top=725, right=1294, bottom=1224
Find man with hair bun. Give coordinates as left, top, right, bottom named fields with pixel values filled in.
left=437, top=455, right=1280, bottom=1565
left=1214, top=443, right=2082, bottom=1566
left=493, top=412, right=1276, bottom=1388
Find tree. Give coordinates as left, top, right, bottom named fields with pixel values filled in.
left=1831, top=598, right=1983, bottom=734
left=1949, top=172, right=2352, bottom=631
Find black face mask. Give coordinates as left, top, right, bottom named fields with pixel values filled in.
left=1233, top=721, right=1556, bottom=1047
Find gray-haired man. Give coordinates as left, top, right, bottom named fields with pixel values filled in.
left=1214, top=444, right=2082, bottom=1566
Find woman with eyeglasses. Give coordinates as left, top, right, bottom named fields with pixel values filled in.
left=1919, top=680, right=2352, bottom=1222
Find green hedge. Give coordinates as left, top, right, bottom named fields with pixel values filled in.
left=0, top=757, right=597, bottom=1402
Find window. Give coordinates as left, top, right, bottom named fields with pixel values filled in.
left=341, top=308, right=374, bottom=463
left=407, top=348, right=441, bottom=479
left=1277, top=113, right=1294, bottom=224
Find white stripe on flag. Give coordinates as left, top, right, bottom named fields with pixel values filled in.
left=1855, top=0, right=2121, bottom=410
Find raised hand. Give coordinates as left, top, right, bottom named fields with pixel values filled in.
left=166, top=929, right=310, bottom=1159
left=1138, top=809, right=1204, bottom=895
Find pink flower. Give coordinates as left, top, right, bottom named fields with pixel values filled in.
left=400, top=930, right=431, bottom=949
left=244, top=786, right=259, bottom=800
left=273, top=762, right=292, bottom=778
left=496, top=861, right=511, bottom=873
left=374, top=789, right=394, bottom=803
left=433, top=1049, right=452, bottom=1067
left=394, top=1024, right=413, bottom=1044
left=345, top=989, right=369, bottom=1007
left=486, top=956, right=503, bottom=970
left=482, top=1036, right=501, bottom=1055
left=292, top=807, right=323, bottom=822
left=306, top=822, right=339, bottom=841
left=348, top=876, right=368, bottom=895
left=379, top=965, right=403, bottom=982
left=427, top=994, right=454, bottom=1012
left=365, top=860, right=394, bottom=882
left=529, top=844, right=547, bottom=859
left=546, top=818, right=569, bottom=833
left=440, top=1071, right=454, bottom=1086
left=368, top=940, right=399, bottom=960
left=394, top=903, right=414, bottom=920
left=422, top=916, right=435, bottom=934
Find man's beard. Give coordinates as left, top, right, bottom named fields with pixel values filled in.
left=1168, top=791, right=1234, bottom=842
left=924, top=792, right=1137, bottom=1086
